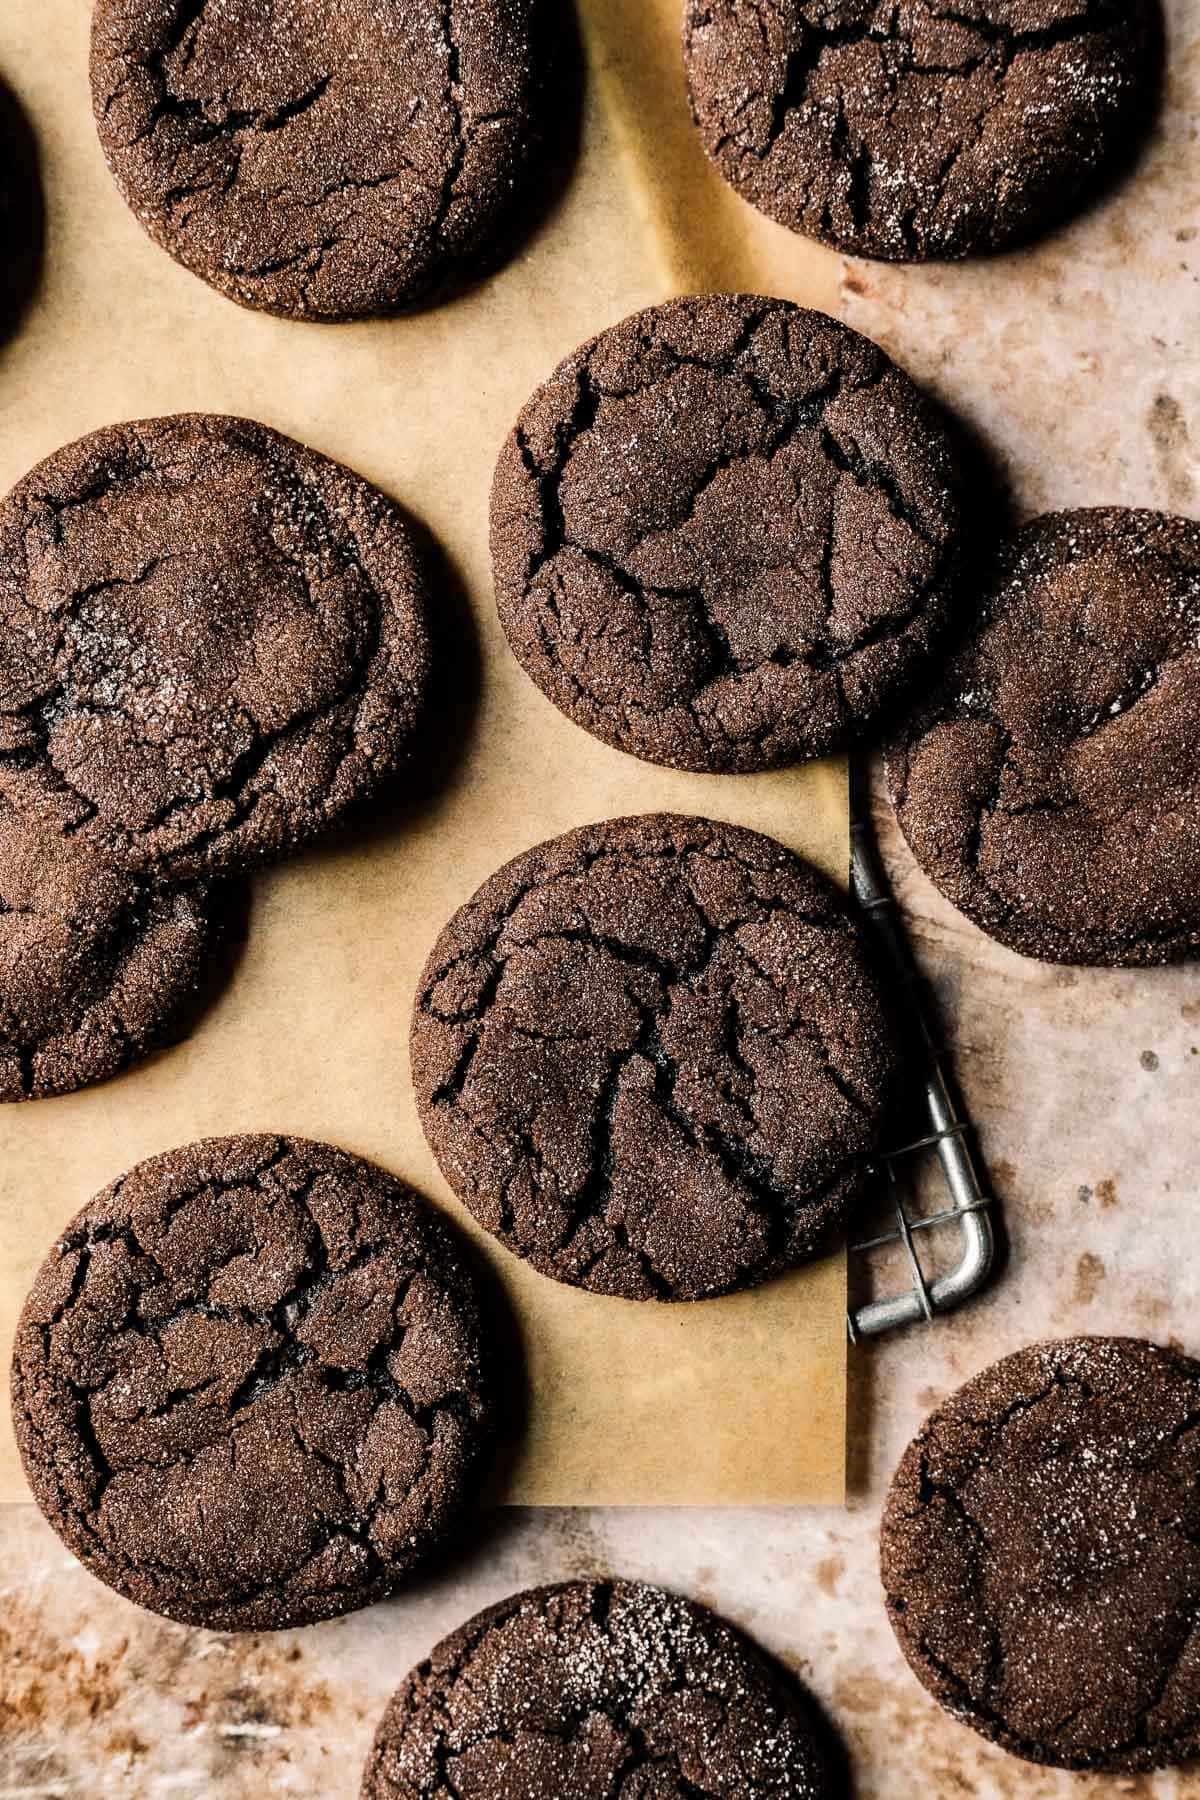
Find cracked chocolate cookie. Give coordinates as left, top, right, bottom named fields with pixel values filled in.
left=411, top=813, right=895, bottom=1301
left=882, top=1336, right=1200, bottom=1773
left=886, top=507, right=1200, bottom=966
left=684, top=0, right=1157, bottom=262
left=491, top=295, right=962, bottom=773
left=0, top=414, right=431, bottom=880
left=0, top=798, right=225, bottom=1101
left=11, top=1134, right=492, bottom=1631
left=362, top=1578, right=833, bottom=1797
left=91, top=0, right=545, bottom=319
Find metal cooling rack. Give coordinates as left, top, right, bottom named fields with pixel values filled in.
left=846, top=772, right=996, bottom=1340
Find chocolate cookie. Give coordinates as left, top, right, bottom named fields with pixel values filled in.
left=886, top=507, right=1200, bottom=966
left=0, top=414, right=431, bottom=880
left=882, top=1336, right=1200, bottom=1773
left=362, top=1578, right=833, bottom=1797
left=0, top=799, right=225, bottom=1101
left=684, top=1, right=1156, bottom=262
left=91, top=0, right=544, bottom=319
left=411, top=813, right=895, bottom=1301
left=491, top=295, right=962, bottom=773
left=11, top=1134, right=492, bottom=1630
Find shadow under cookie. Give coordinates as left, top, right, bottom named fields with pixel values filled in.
left=0, top=73, right=45, bottom=345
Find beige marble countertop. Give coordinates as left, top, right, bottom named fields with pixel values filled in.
left=3, top=0, right=1199, bottom=1793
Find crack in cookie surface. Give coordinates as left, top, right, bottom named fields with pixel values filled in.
left=362, top=1578, right=832, bottom=1797
left=491, top=295, right=961, bottom=774
left=684, top=0, right=1156, bottom=261
left=11, top=1133, right=492, bottom=1630
left=882, top=1337, right=1200, bottom=1773
left=0, top=414, right=431, bottom=879
left=411, top=814, right=895, bottom=1302
left=91, top=0, right=543, bottom=318
left=886, top=507, right=1200, bottom=966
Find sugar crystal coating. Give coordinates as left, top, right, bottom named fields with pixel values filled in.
left=412, top=812, right=896, bottom=1301
left=0, top=796, right=225, bottom=1100
left=12, top=1134, right=492, bottom=1630
left=491, top=294, right=963, bottom=773
left=363, top=1578, right=833, bottom=1797
left=91, top=0, right=545, bottom=318
left=887, top=507, right=1200, bottom=966
left=684, top=0, right=1157, bottom=262
left=0, top=413, right=432, bottom=879
left=882, top=1336, right=1200, bottom=1773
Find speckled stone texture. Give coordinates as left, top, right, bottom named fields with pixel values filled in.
left=882, top=1336, right=1200, bottom=1773
left=491, top=294, right=962, bottom=773
left=0, top=797, right=225, bottom=1101
left=90, top=0, right=546, bottom=319
left=886, top=508, right=1200, bottom=966
left=361, top=1579, right=833, bottom=1797
left=683, top=0, right=1158, bottom=262
left=11, top=1134, right=493, bottom=1630
left=0, top=414, right=431, bottom=880
left=412, top=812, right=896, bottom=1301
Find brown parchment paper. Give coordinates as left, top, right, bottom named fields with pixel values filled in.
left=0, top=0, right=848, bottom=1507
